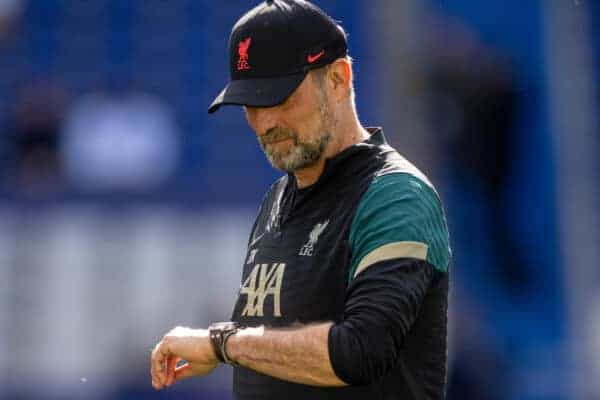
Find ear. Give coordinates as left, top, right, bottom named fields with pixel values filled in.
left=327, top=58, right=352, bottom=101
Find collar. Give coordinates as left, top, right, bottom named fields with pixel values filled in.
left=289, top=127, right=387, bottom=192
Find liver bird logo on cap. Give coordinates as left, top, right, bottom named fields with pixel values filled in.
left=237, top=37, right=252, bottom=71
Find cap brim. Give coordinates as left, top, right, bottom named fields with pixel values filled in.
left=208, top=71, right=308, bottom=114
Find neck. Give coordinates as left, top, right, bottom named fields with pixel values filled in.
left=293, top=111, right=370, bottom=189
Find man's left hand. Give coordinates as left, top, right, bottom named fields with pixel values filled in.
left=150, top=326, right=218, bottom=390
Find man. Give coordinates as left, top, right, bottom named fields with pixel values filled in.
left=150, top=1, right=451, bottom=399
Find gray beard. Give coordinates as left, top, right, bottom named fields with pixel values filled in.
left=259, top=85, right=333, bottom=173
left=260, top=132, right=331, bottom=173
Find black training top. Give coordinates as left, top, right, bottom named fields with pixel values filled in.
left=231, top=128, right=451, bottom=400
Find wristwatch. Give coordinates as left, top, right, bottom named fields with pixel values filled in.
left=208, top=321, right=242, bottom=365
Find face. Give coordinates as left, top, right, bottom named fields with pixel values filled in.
left=244, top=72, right=333, bottom=173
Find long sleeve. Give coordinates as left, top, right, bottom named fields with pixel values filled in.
left=329, top=172, right=450, bottom=385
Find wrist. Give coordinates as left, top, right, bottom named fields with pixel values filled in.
left=226, top=326, right=265, bottom=365
left=208, top=322, right=245, bottom=365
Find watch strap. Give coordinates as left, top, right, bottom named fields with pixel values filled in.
left=220, top=329, right=239, bottom=365
left=208, top=322, right=241, bottom=365
left=209, top=328, right=226, bottom=363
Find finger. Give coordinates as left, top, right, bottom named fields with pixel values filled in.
left=174, top=363, right=195, bottom=383
left=151, top=342, right=169, bottom=386
left=150, top=347, right=160, bottom=388
left=151, top=359, right=164, bottom=392
left=165, top=356, right=180, bottom=386
left=150, top=346, right=163, bottom=386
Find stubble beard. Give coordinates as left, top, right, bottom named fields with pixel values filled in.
left=260, top=130, right=331, bottom=173
left=259, top=101, right=332, bottom=173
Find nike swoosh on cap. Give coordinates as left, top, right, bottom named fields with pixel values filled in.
left=307, top=50, right=325, bottom=64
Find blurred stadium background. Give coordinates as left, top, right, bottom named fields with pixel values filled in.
left=0, top=0, right=598, bottom=399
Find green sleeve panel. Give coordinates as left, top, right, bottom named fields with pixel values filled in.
left=348, top=173, right=451, bottom=282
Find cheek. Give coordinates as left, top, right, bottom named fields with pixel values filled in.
left=302, top=113, right=326, bottom=142
left=290, top=102, right=323, bottom=137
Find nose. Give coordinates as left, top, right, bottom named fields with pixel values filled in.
left=245, top=106, right=279, bottom=136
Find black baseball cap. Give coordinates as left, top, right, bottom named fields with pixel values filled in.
left=208, top=0, right=348, bottom=114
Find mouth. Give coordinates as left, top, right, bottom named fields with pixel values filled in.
left=266, top=137, right=293, bottom=145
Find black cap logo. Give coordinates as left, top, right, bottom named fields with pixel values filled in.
left=237, top=37, right=252, bottom=72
